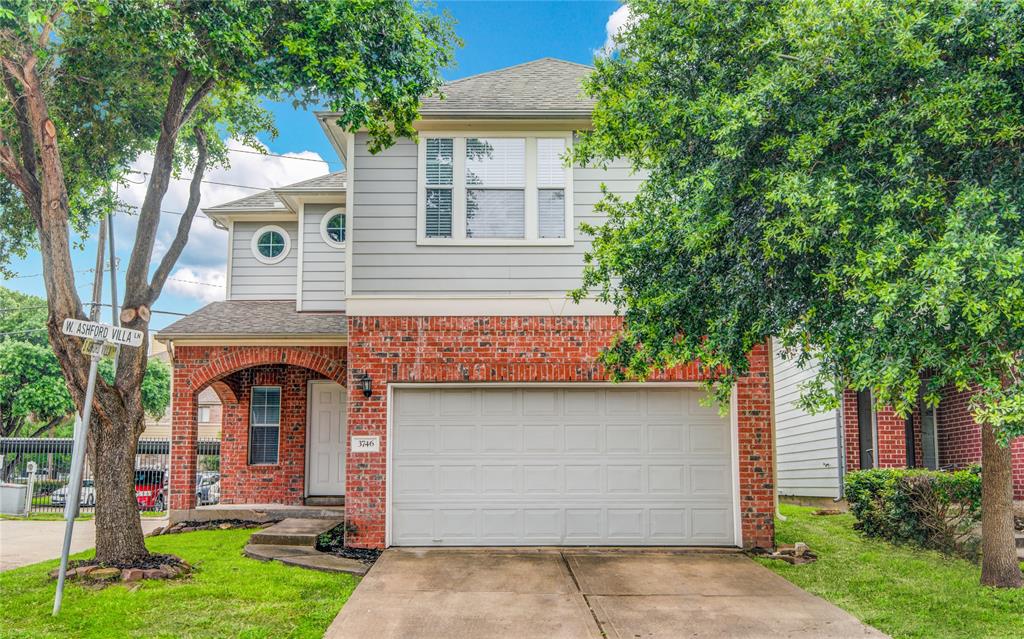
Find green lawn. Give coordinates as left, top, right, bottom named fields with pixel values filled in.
left=760, top=504, right=1024, bottom=639
left=0, top=528, right=358, bottom=639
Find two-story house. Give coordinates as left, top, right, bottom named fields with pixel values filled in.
left=156, top=59, right=776, bottom=550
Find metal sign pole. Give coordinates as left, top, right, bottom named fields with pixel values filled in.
left=53, top=343, right=104, bottom=616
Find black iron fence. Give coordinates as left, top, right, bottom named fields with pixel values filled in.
left=0, top=438, right=220, bottom=516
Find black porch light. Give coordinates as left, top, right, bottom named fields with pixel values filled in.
left=359, top=373, right=373, bottom=398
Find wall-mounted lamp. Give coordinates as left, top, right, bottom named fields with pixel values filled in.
left=359, top=373, right=373, bottom=399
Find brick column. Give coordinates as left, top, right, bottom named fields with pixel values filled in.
left=737, top=342, right=774, bottom=549
left=170, top=385, right=197, bottom=512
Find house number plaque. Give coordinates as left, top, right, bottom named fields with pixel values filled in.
left=352, top=436, right=380, bottom=453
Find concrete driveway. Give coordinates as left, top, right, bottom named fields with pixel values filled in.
left=326, top=548, right=886, bottom=639
left=0, top=518, right=165, bottom=571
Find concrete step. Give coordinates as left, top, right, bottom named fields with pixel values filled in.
left=248, top=518, right=343, bottom=547
left=305, top=496, right=345, bottom=507
left=244, top=544, right=367, bottom=576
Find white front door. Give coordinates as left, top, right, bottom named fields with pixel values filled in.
left=307, top=381, right=346, bottom=496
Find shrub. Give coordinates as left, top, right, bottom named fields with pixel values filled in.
left=844, top=467, right=982, bottom=557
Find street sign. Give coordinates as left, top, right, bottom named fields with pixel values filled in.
left=81, top=339, right=117, bottom=358
left=61, top=318, right=143, bottom=347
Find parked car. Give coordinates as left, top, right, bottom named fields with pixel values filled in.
left=49, top=479, right=96, bottom=508
left=135, top=469, right=167, bottom=511
left=196, top=473, right=220, bottom=505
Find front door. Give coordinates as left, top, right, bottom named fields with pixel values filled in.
left=307, top=381, right=346, bottom=496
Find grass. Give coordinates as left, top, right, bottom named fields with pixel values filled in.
left=0, top=512, right=93, bottom=521
left=759, top=504, right=1024, bottom=639
left=0, top=528, right=358, bottom=639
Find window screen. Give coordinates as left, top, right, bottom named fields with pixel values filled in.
left=425, top=138, right=453, bottom=238
left=538, top=189, right=566, bottom=238
left=249, top=387, right=280, bottom=465
left=465, top=138, right=525, bottom=238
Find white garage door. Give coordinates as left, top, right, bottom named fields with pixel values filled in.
left=390, top=387, right=735, bottom=546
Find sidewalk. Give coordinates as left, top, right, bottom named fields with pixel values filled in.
left=0, top=518, right=165, bottom=571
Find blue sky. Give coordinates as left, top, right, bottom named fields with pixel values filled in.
left=4, top=1, right=625, bottom=332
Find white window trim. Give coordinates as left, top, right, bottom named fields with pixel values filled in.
left=250, top=224, right=291, bottom=265
left=416, top=131, right=574, bottom=246
left=319, top=206, right=347, bottom=249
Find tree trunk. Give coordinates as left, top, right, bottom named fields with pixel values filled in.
left=980, top=422, right=1023, bottom=588
left=89, top=408, right=148, bottom=563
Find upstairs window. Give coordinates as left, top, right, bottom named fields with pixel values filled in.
left=320, top=209, right=346, bottom=248
left=418, top=133, right=573, bottom=245
left=251, top=225, right=291, bottom=265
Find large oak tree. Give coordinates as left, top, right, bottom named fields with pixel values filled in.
left=574, top=0, right=1023, bottom=587
left=0, top=0, right=455, bottom=563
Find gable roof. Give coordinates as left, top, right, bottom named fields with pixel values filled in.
left=203, top=171, right=346, bottom=214
left=419, top=58, right=595, bottom=118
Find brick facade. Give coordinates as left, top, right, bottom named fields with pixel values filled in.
left=345, top=316, right=775, bottom=550
left=936, top=385, right=1024, bottom=500
left=169, top=345, right=346, bottom=511
left=840, top=385, right=1023, bottom=499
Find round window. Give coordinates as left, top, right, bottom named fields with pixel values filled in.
left=319, top=208, right=346, bottom=247
left=250, top=225, right=291, bottom=264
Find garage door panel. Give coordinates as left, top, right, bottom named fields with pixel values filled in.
left=392, top=388, right=735, bottom=546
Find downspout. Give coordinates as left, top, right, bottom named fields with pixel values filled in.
left=835, top=390, right=846, bottom=502
left=767, top=339, right=786, bottom=521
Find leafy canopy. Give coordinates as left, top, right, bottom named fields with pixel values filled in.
left=0, top=0, right=457, bottom=273
left=0, top=287, right=169, bottom=436
left=572, top=0, right=1024, bottom=442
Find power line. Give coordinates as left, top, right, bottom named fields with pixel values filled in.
left=0, top=304, right=190, bottom=317
left=226, top=147, right=339, bottom=166
left=127, top=170, right=266, bottom=191
left=9, top=270, right=224, bottom=288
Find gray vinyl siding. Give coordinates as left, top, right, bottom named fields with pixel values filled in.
left=229, top=221, right=297, bottom=300
left=350, top=132, right=642, bottom=296
left=301, top=203, right=346, bottom=311
left=772, top=342, right=843, bottom=499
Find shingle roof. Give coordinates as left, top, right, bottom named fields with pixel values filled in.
left=155, top=301, right=345, bottom=339
left=204, top=171, right=347, bottom=212
left=419, top=58, right=595, bottom=118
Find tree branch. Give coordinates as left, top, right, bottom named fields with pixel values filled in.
left=1, top=65, right=40, bottom=199
left=179, top=77, right=215, bottom=129
left=148, top=126, right=208, bottom=302
left=122, top=68, right=192, bottom=303
left=25, top=413, right=68, bottom=439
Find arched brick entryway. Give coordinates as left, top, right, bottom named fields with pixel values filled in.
left=169, top=344, right=346, bottom=513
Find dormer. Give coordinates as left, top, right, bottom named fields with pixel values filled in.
left=203, top=172, right=348, bottom=311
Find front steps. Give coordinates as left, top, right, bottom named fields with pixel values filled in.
left=305, top=496, right=345, bottom=507
left=244, top=517, right=367, bottom=575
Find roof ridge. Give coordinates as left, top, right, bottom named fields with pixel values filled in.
left=442, top=57, right=593, bottom=87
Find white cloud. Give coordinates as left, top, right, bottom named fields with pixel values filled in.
left=597, top=5, right=633, bottom=57
left=110, top=139, right=330, bottom=287
left=163, top=266, right=227, bottom=304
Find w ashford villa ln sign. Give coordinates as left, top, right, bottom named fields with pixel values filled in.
left=61, top=318, right=144, bottom=347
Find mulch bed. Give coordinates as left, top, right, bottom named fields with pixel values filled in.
left=325, top=547, right=382, bottom=566
left=49, top=553, right=191, bottom=586
left=150, top=519, right=276, bottom=536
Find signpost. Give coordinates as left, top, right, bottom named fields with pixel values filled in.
left=53, top=319, right=144, bottom=616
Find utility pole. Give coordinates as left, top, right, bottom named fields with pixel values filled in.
left=107, top=214, right=121, bottom=372
left=89, top=220, right=106, bottom=322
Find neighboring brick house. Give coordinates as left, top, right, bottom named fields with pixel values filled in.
left=772, top=343, right=1024, bottom=503
left=156, top=58, right=775, bottom=550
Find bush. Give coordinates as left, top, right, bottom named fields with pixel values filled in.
left=844, top=467, right=982, bottom=557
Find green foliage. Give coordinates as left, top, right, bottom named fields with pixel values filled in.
left=0, top=286, right=170, bottom=435
left=572, top=0, right=1024, bottom=443
left=0, top=0, right=458, bottom=273
left=844, top=467, right=982, bottom=557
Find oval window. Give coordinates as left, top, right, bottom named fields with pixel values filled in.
left=250, top=225, right=290, bottom=264
left=320, top=209, right=346, bottom=247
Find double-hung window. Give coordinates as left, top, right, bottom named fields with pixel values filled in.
left=418, top=133, right=572, bottom=244
left=249, top=386, right=281, bottom=465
